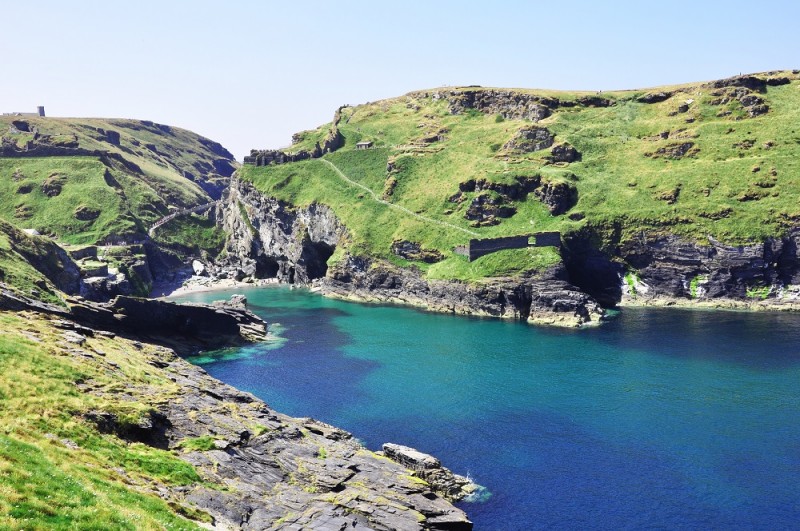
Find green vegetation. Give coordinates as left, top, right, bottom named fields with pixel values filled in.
left=0, top=312, right=211, bottom=529
left=0, top=116, right=236, bottom=246
left=152, top=213, right=226, bottom=258
left=0, top=157, right=139, bottom=244
left=179, top=436, right=217, bottom=452
left=746, top=284, right=771, bottom=299
left=624, top=271, right=640, bottom=297
left=242, top=72, right=800, bottom=282
left=689, top=275, right=709, bottom=298
left=0, top=221, right=65, bottom=304
left=237, top=200, right=257, bottom=237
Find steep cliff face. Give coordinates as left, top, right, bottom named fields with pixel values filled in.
left=217, top=180, right=603, bottom=327
left=563, top=227, right=800, bottom=309
left=323, top=255, right=603, bottom=327
left=215, top=178, right=345, bottom=285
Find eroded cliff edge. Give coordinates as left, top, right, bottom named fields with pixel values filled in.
left=563, top=226, right=800, bottom=311
left=213, top=178, right=603, bottom=327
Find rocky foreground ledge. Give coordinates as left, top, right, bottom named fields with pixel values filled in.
left=0, top=287, right=474, bottom=529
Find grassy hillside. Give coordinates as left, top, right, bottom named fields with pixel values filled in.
left=0, top=220, right=67, bottom=305
left=0, top=116, right=236, bottom=245
left=242, top=70, right=800, bottom=280
left=0, top=311, right=209, bottom=529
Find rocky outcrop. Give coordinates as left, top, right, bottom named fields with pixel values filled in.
left=76, top=333, right=473, bottom=530
left=563, top=227, right=800, bottom=310
left=464, top=193, right=516, bottom=226
left=79, top=242, right=180, bottom=302
left=391, top=240, right=445, bottom=263
left=382, top=443, right=484, bottom=503
left=636, top=91, right=673, bottom=104
left=454, top=175, right=577, bottom=218
left=66, top=294, right=267, bottom=353
left=706, top=76, right=772, bottom=118
left=503, top=127, right=554, bottom=153
left=214, top=178, right=345, bottom=284
left=548, top=143, right=582, bottom=163
left=645, top=142, right=699, bottom=159
left=457, top=175, right=540, bottom=200
left=322, top=255, right=604, bottom=327
left=7, top=293, right=472, bottom=530
left=215, top=180, right=601, bottom=326
left=534, top=180, right=578, bottom=215
left=425, top=88, right=614, bottom=121
left=439, top=89, right=554, bottom=121
left=244, top=107, right=346, bottom=166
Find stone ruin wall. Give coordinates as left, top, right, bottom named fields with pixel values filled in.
left=455, top=232, right=561, bottom=261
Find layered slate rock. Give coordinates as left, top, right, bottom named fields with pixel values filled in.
left=3, top=291, right=474, bottom=529
left=562, top=227, right=800, bottom=309
left=214, top=179, right=600, bottom=327
left=84, top=338, right=473, bottom=530
left=323, top=255, right=603, bottom=327
left=214, top=179, right=345, bottom=285
left=67, top=294, right=267, bottom=353
left=382, top=443, right=484, bottom=502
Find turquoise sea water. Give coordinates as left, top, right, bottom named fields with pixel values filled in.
left=173, top=286, right=800, bottom=530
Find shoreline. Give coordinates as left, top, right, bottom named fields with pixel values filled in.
left=619, top=295, right=800, bottom=314
left=153, top=276, right=280, bottom=299
left=156, top=275, right=800, bottom=321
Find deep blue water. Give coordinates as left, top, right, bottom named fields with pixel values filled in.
left=173, top=286, right=800, bottom=530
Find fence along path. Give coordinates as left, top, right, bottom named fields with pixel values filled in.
left=148, top=201, right=219, bottom=237
left=319, top=159, right=479, bottom=237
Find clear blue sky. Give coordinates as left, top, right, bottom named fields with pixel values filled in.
left=4, top=0, right=798, bottom=159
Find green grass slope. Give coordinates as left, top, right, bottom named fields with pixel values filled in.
left=0, top=220, right=67, bottom=305
left=0, top=311, right=211, bottom=529
left=0, top=116, right=236, bottom=245
left=242, top=70, right=800, bottom=280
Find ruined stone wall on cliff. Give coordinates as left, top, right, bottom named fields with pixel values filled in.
left=243, top=105, right=347, bottom=166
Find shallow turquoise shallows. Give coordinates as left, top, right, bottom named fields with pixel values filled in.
left=173, top=286, right=800, bottom=530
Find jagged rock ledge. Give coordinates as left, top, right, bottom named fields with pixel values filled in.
left=0, top=286, right=267, bottom=355
left=320, top=255, right=604, bottom=328
left=84, top=345, right=473, bottom=530
left=563, top=228, right=800, bottom=310
left=1, top=287, right=474, bottom=529
left=381, top=443, right=488, bottom=503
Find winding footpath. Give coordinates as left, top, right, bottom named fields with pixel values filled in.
left=148, top=201, right=219, bottom=237
left=319, top=158, right=480, bottom=237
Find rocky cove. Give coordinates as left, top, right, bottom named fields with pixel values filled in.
left=5, top=73, right=800, bottom=529
left=199, top=177, right=800, bottom=326
left=210, top=178, right=604, bottom=327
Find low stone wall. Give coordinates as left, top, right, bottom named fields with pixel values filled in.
left=455, top=232, right=561, bottom=261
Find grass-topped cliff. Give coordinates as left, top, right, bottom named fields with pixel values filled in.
left=240, top=70, right=800, bottom=282
left=0, top=115, right=235, bottom=245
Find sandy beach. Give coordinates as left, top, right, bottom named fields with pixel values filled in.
left=152, top=276, right=280, bottom=299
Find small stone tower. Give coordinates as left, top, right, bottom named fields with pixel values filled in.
left=37, top=106, right=45, bottom=117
